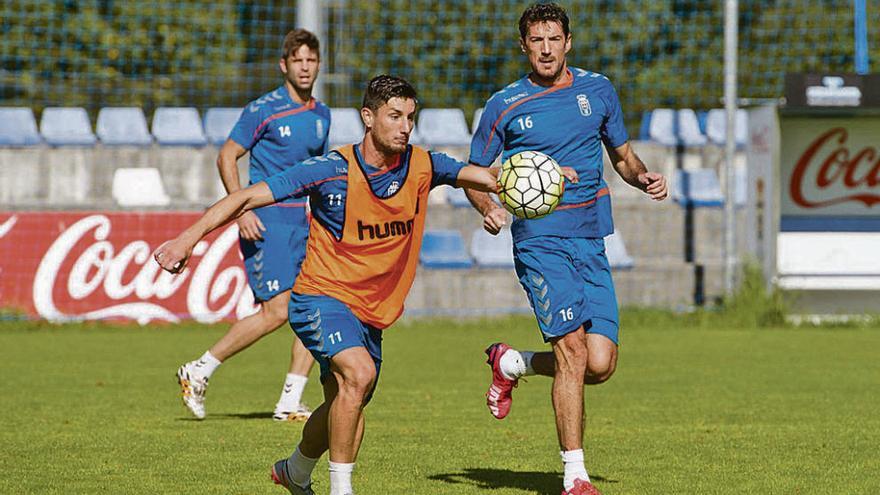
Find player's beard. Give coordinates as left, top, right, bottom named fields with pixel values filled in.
left=533, top=59, right=566, bottom=85
left=288, top=74, right=315, bottom=94
left=375, top=134, right=407, bottom=155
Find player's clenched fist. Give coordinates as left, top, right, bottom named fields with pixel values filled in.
left=560, top=166, right=580, bottom=184
left=638, top=172, right=668, bottom=201
left=236, top=210, right=266, bottom=241
left=154, top=239, right=191, bottom=274
left=483, top=206, right=509, bottom=235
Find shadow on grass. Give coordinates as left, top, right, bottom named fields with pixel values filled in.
left=174, top=411, right=275, bottom=420
left=429, top=468, right=617, bottom=495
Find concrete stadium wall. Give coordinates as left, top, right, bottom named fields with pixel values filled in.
left=0, top=141, right=746, bottom=315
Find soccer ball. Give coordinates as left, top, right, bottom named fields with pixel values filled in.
left=496, top=150, right=564, bottom=219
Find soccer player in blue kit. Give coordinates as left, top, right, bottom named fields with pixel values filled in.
left=465, top=4, right=668, bottom=495
left=176, top=29, right=329, bottom=421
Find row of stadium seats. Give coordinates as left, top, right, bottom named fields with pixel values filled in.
left=639, top=109, right=749, bottom=147
left=2, top=105, right=749, bottom=150
left=0, top=106, right=480, bottom=148
left=421, top=228, right=634, bottom=270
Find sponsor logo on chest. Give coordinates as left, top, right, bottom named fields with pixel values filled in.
left=357, top=217, right=415, bottom=241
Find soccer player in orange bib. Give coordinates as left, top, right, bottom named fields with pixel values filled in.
left=154, top=75, right=570, bottom=495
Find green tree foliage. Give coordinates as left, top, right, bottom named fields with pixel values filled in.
left=0, top=0, right=247, bottom=117
left=1, top=0, right=875, bottom=133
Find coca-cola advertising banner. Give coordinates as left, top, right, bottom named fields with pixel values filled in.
left=780, top=116, right=880, bottom=231
left=0, top=212, right=258, bottom=323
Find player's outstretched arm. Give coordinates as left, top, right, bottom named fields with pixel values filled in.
left=608, top=142, right=668, bottom=201
left=154, top=183, right=276, bottom=273
left=456, top=165, right=500, bottom=193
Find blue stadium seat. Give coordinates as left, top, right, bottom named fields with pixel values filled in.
left=420, top=230, right=473, bottom=269
left=470, top=227, right=514, bottom=268
left=446, top=187, right=472, bottom=207
left=96, top=107, right=152, bottom=145
left=417, top=108, right=471, bottom=146
left=472, top=108, right=484, bottom=134
left=39, top=107, right=96, bottom=146
left=705, top=109, right=748, bottom=147
left=648, top=109, right=707, bottom=147
left=203, top=107, right=242, bottom=146
left=0, top=108, right=42, bottom=146
left=152, top=107, right=207, bottom=146
left=696, top=110, right=708, bottom=135
left=673, top=168, right=724, bottom=207
left=329, top=108, right=364, bottom=147
left=647, top=108, right=677, bottom=146
left=677, top=109, right=707, bottom=146
left=604, top=230, right=635, bottom=269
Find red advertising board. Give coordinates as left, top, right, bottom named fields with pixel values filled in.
left=780, top=115, right=880, bottom=231
left=0, top=212, right=258, bottom=323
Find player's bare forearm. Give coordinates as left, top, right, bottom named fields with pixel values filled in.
left=217, top=139, right=247, bottom=194
left=609, top=142, right=648, bottom=190
left=190, top=184, right=274, bottom=240
left=456, top=165, right=500, bottom=194
left=609, top=142, right=668, bottom=201
left=459, top=165, right=501, bottom=216
left=465, top=188, right=503, bottom=216
left=465, top=185, right=508, bottom=236
left=154, top=183, right=275, bottom=273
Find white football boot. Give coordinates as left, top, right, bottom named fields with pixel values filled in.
left=273, top=403, right=312, bottom=422
left=176, top=362, right=208, bottom=419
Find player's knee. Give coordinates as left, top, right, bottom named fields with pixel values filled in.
left=584, top=346, right=617, bottom=383
left=339, top=365, right=376, bottom=404
left=585, top=359, right=616, bottom=383
left=262, top=302, right=289, bottom=329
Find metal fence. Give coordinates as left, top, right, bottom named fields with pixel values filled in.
left=2, top=0, right=874, bottom=134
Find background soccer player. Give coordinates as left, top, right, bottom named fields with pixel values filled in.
left=155, top=75, right=535, bottom=495
left=465, top=4, right=668, bottom=495
left=175, top=29, right=329, bottom=421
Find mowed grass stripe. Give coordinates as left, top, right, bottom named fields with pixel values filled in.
left=0, top=318, right=877, bottom=494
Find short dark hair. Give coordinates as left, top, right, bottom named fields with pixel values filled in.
left=519, top=2, right=570, bottom=40
left=281, top=29, right=320, bottom=59
left=362, top=75, right=418, bottom=112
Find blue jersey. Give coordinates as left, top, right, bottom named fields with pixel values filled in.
left=265, top=144, right=464, bottom=239
left=229, top=85, right=331, bottom=204
left=469, top=67, right=629, bottom=242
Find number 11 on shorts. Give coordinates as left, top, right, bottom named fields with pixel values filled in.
left=328, top=331, right=343, bottom=345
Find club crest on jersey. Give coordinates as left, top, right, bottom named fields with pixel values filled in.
left=576, top=94, right=592, bottom=116
left=387, top=181, right=400, bottom=195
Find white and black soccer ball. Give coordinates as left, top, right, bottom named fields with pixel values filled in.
left=497, top=150, right=564, bottom=219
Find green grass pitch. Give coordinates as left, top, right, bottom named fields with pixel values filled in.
left=1, top=315, right=878, bottom=494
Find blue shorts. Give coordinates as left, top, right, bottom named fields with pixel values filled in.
left=513, top=236, right=620, bottom=344
left=288, top=292, right=383, bottom=384
left=239, top=204, right=309, bottom=302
